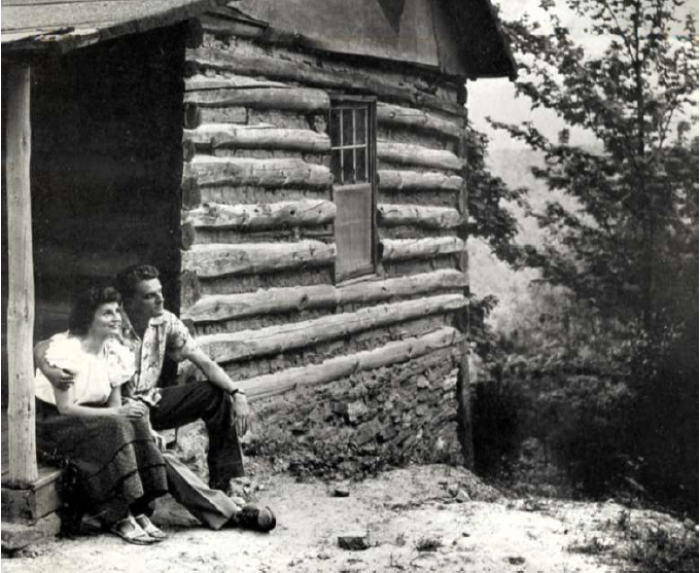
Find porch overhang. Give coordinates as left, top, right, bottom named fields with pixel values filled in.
left=1, top=0, right=225, bottom=56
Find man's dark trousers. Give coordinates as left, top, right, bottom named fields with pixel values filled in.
left=149, top=380, right=245, bottom=490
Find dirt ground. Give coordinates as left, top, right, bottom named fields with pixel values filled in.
left=2, top=463, right=693, bottom=572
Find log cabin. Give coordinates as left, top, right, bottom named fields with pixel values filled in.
left=1, top=0, right=514, bottom=544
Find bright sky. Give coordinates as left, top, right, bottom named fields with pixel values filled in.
left=468, top=0, right=699, bottom=150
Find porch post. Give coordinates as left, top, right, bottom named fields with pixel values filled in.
left=5, top=62, right=38, bottom=487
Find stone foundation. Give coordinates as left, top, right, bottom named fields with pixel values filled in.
left=245, top=347, right=463, bottom=479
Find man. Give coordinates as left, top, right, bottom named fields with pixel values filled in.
left=35, top=264, right=275, bottom=532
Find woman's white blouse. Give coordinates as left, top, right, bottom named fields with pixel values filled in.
left=35, top=332, right=136, bottom=406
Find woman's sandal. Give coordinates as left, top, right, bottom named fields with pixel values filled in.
left=110, top=516, right=157, bottom=545
left=134, top=514, right=168, bottom=541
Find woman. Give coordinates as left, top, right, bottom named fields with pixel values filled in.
left=35, top=285, right=169, bottom=545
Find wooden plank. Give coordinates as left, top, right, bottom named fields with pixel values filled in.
left=377, top=103, right=464, bottom=139
left=5, top=63, right=38, bottom=487
left=1, top=466, right=62, bottom=523
left=380, top=236, right=464, bottom=261
left=239, top=327, right=462, bottom=400
left=198, top=106, right=248, bottom=125
left=378, top=170, right=463, bottom=192
left=183, top=269, right=468, bottom=323
left=377, top=141, right=463, bottom=172
left=378, top=204, right=462, bottom=229
left=182, top=240, right=336, bottom=278
left=184, top=74, right=286, bottom=91
left=186, top=47, right=466, bottom=117
left=184, top=77, right=330, bottom=112
left=184, top=124, right=331, bottom=153
left=184, top=156, right=333, bottom=189
left=185, top=199, right=336, bottom=230
left=196, top=294, right=468, bottom=363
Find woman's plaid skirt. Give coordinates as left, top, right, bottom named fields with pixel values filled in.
left=36, top=400, right=168, bottom=526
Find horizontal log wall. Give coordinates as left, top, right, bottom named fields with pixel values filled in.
left=180, top=18, right=468, bottom=397
left=190, top=315, right=459, bottom=382
left=240, top=327, right=462, bottom=400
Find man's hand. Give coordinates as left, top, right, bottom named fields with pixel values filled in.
left=230, top=393, right=251, bottom=437
left=34, top=339, right=76, bottom=391
left=46, top=366, right=77, bottom=391
left=185, top=346, right=251, bottom=435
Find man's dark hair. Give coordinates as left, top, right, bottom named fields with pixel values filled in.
left=115, top=264, right=160, bottom=300
left=68, top=285, right=122, bottom=336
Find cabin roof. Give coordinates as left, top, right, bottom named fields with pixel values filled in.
left=1, top=0, right=223, bottom=55
left=1, top=0, right=515, bottom=78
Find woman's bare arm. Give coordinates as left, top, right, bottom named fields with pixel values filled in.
left=53, top=385, right=147, bottom=419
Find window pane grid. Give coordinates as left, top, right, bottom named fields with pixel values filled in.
left=331, top=104, right=372, bottom=185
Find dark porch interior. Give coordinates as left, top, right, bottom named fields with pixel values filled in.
left=2, top=23, right=187, bottom=412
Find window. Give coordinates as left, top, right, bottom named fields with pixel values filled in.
left=329, top=98, right=377, bottom=281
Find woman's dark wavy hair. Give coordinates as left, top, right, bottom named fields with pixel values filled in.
left=68, top=285, right=122, bottom=336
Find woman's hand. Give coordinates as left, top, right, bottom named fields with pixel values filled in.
left=230, top=393, right=251, bottom=437
left=118, top=400, right=149, bottom=419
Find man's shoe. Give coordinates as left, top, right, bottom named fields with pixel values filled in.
left=229, top=504, right=276, bottom=532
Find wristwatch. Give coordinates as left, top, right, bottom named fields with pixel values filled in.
left=229, top=388, right=245, bottom=398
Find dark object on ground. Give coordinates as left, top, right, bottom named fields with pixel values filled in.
left=338, top=534, right=370, bottom=550
left=415, top=536, right=443, bottom=552
left=229, top=505, right=277, bottom=533
left=333, top=486, right=350, bottom=498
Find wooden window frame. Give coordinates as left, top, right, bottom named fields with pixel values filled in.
left=329, top=95, right=378, bottom=283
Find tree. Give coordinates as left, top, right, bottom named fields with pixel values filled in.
left=491, top=0, right=698, bottom=335
left=490, top=0, right=698, bottom=511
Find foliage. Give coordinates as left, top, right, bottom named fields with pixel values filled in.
left=627, top=524, right=699, bottom=572
left=480, top=0, right=698, bottom=515
left=473, top=355, right=637, bottom=499
left=491, top=0, right=698, bottom=331
left=465, top=125, right=528, bottom=267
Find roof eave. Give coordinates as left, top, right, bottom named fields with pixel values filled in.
left=1, top=0, right=224, bottom=57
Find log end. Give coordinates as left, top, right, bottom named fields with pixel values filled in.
left=180, top=221, right=196, bottom=250
left=181, top=177, right=202, bottom=209
left=184, top=102, right=202, bottom=129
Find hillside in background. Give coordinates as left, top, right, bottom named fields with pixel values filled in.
left=469, top=147, right=546, bottom=337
